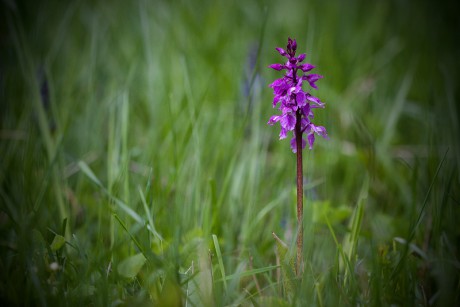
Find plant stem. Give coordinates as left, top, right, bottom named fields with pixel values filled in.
left=295, top=110, right=303, bottom=276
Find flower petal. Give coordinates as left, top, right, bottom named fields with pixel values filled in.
left=279, top=127, right=287, bottom=139
left=287, top=38, right=297, bottom=54
left=295, top=90, right=306, bottom=107
left=305, top=74, right=323, bottom=89
left=299, top=63, right=315, bottom=72
left=307, top=133, right=315, bottom=149
left=275, top=47, right=287, bottom=56
left=290, top=137, right=297, bottom=152
left=269, top=64, right=284, bottom=71
left=268, top=115, right=281, bottom=125
left=297, top=53, right=306, bottom=62
left=306, top=94, right=324, bottom=107
left=290, top=137, right=306, bottom=153
left=312, top=124, right=329, bottom=139
left=269, top=78, right=283, bottom=88
left=300, top=117, right=310, bottom=130
left=280, top=113, right=296, bottom=131
left=273, top=94, right=282, bottom=107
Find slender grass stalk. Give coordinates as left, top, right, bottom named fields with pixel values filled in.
left=107, top=103, right=116, bottom=251
left=212, top=234, right=228, bottom=292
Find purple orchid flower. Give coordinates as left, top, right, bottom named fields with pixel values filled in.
left=268, top=37, right=328, bottom=151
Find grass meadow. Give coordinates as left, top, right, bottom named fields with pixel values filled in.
left=1, top=0, right=459, bottom=305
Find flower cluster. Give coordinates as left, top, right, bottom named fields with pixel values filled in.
left=268, top=38, right=328, bottom=152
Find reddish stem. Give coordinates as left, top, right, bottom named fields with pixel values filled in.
left=295, top=110, right=303, bottom=276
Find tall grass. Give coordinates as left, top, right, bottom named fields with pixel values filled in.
left=1, top=0, right=459, bottom=305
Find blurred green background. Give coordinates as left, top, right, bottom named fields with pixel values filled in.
left=1, top=0, right=459, bottom=305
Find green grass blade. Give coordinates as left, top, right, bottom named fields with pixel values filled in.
left=382, top=71, right=413, bottom=147
left=78, top=160, right=103, bottom=188
left=345, top=175, right=368, bottom=261
left=391, top=149, right=449, bottom=279
left=138, top=185, right=163, bottom=241
left=78, top=160, right=143, bottom=224
left=113, top=214, right=145, bottom=257
left=212, top=234, right=228, bottom=292
left=215, top=265, right=279, bottom=282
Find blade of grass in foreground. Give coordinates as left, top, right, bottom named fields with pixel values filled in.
left=138, top=185, right=164, bottom=243
left=212, top=234, right=228, bottom=292
left=391, top=149, right=449, bottom=279
left=215, top=265, right=279, bottom=282
left=78, top=160, right=143, bottom=224
left=342, top=175, right=367, bottom=285
left=113, top=214, right=146, bottom=259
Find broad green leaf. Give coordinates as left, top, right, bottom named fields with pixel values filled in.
left=312, top=201, right=352, bottom=225
left=50, top=234, right=66, bottom=251
left=118, top=253, right=147, bottom=278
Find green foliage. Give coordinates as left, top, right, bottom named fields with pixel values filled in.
left=50, top=235, right=66, bottom=252
left=272, top=232, right=295, bottom=300
left=1, top=0, right=459, bottom=306
left=118, top=253, right=147, bottom=279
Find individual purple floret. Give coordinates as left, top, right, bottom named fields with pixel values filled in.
left=268, top=37, right=328, bottom=152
